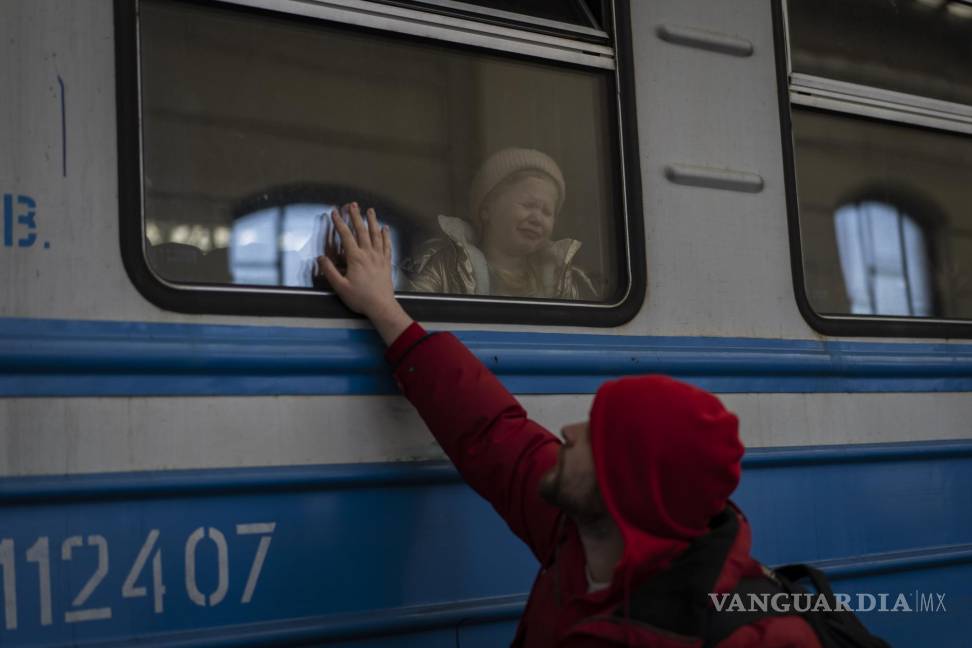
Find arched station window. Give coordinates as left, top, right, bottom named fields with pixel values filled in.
left=834, top=201, right=933, bottom=316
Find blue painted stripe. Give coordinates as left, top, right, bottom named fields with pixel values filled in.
left=817, top=543, right=972, bottom=579
left=1, top=440, right=969, bottom=503
left=237, top=544, right=972, bottom=643
left=65, top=544, right=972, bottom=648
left=0, top=461, right=459, bottom=503
left=2, top=317, right=972, bottom=396
left=1, top=441, right=969, bottom=647
left=741, top=439, right=972, bottom=467
left=87, top=595, right=528, bottom=648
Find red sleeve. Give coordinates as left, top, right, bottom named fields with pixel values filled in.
left=384, top=321, right=429, bottom=368
left=385, top=324, right=563, bottom=562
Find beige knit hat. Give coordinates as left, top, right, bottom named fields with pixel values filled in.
left=468, top=148, right=566, bottom=223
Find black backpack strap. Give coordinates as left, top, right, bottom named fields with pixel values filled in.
left=771, top=565, right=893, bottom=648
left=617, top=508, right=740, bottom=637
left=615, top=517, right=894, bottom=648
left=706, top=564, right=893, bottom=648
left=703, top=571, right=797, bottom=648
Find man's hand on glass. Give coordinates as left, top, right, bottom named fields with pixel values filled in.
left=316, top=202, right=413, bottom=345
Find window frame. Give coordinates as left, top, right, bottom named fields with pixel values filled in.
left=114, top=0, right=645, bottom=327
left=772, top=0, right=972, bottom=338
left=375, top=0, right=612, bottom=42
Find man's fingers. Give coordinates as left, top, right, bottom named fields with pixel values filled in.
left=366, top=208, right=382, bottom=250
left=381, top=225, right=392, bottom=261
left=348, top=203, right=371, bottom=251
left=318, top=255, right=350, bottom=292
left=331, top=208, right=358, bottom=254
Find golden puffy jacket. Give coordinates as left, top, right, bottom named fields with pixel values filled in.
left=398, top=215, right=600, bottom=300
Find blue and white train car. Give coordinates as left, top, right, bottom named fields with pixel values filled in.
left=2, top=0, right=971, bottom=645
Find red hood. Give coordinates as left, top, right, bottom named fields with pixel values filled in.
left=589, top=375, right=744, bottom=588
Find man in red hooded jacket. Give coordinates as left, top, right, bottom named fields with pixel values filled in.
left=317, top=204, right=823, bottom=647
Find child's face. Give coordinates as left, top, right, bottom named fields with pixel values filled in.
left=482, top=175, right=558, bottom=257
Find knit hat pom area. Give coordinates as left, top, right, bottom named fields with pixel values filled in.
left=468, top=148, right=566, bottom=221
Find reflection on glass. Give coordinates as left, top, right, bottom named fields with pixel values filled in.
left=138, top=0, right=620, bottom=302
left=230, top=205, right=331, bottom=287
left=229, top=204, right=401, bottom=287
left=792, top=108, right=972, bottom=320
left=788, top=0, right=972, bottom=105
left=834, top=202, right=932, bottom=316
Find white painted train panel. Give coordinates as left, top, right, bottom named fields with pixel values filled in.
left=3, top=392, right=972, bottom=476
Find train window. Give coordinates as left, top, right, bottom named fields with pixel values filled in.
left=777, top=0, right=972, bottom=336
left=787, top=0, right=972, bottom=106
left=115, top=0, right=645, bottom=326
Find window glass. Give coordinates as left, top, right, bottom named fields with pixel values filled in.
left=453, top=0, right=603, bottom=28
left=139, top=0, right=621, bottom=303
left=792, top=108, right=972, bottom=319
left=787, top=0, right=972, bottom=105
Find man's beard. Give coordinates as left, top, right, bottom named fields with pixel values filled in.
left=539, top=462, right=608, bottom=527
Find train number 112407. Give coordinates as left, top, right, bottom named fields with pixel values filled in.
left=0, top=522, right=276, bottom=631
